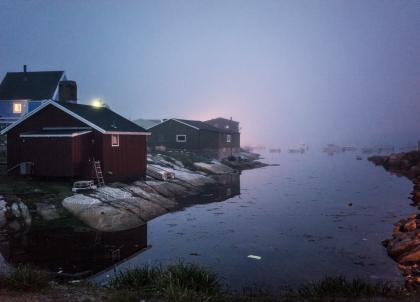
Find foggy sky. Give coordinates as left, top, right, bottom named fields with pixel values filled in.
left=0, top=0, right=419, bottom=148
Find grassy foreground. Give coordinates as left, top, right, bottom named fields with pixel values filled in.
left=0, top=264, right=418, bottom=302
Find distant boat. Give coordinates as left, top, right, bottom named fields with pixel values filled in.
left=342, top=145, right=357, bottom=152
left=323, top=144, right=341, bottom=153
left=269, top=148, right=281, bottom=153
left=288, top=147, right=305, bottom=153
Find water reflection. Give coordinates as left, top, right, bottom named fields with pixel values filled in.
left=93, top=152, right=414, bottom=290
left=0, top=173, right=242, bottom=277
left=0, top=222, right=148, bottom=276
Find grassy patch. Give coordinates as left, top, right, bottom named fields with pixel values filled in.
left=1, top=264, right=50, bottom=292
left=0, top=175, right=72, bottom=202
left=108, top=289, right=141, bottom=302
left=109, top=262, right=221, bottom=301
left=289, top=276, right=396, bottom=299
left=109, top=264, right=160, bottom=294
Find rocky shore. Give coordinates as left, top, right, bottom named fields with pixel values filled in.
left=0, top=151, right=267, bottom=277
left=369, top=151, right=420, bottom=291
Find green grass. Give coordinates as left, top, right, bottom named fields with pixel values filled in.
left=289, top=276, right=396, bottom=299
left=109, top=267, right=405, bottom=301
left=109, top=264, right=160, bottom=294
left=109, top=262, right=221, bottom=301
left=108, top=290, right=141, bottom=302
left=1, top=264, right=50, bottom=292
left=0, top=175, right=72, bottom=202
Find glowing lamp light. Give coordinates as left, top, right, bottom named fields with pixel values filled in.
left=91, top=98, right=104, bottom=108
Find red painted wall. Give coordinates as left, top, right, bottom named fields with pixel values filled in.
left=20, top=137, right=74, bottom=177
left=101, top=134, right=147, bottom=182
left=6, top=104, right=147, bottom=181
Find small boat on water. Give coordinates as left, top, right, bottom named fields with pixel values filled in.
left=323, top=144, right=341, bottom=153
left=269, top=148, right=281, bottom=153
left=342, top=145, right=357, bottom=152
left=288, top=148, right=304, bottom=153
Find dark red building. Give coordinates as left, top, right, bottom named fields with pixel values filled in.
left=1, top=101, right=149, bottom=182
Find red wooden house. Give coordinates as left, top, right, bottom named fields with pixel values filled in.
left=1, top=101, right=150, bottom=182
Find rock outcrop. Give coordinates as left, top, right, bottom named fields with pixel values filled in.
left=369, top=152, right=420, bottom=290
left=383, top=214, right=420, bottom=290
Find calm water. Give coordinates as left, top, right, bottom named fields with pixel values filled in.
left=93, top=151, right=415, bottom=290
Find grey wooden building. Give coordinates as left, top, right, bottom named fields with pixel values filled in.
left=147, top=118, right=240, bottom=159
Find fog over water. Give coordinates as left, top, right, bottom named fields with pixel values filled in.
left=1, top=0, right=419, bottom=147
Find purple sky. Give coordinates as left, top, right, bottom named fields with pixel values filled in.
left=0, top=0, right=419, bottom=147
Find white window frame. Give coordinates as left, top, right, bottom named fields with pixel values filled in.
left=12, top=102, right=23, bottom=114
left=111, top=134, right=119, bottom=147
left=226, top=134, right=232, bottom=143
left=176, top=134, right=187, bottom=143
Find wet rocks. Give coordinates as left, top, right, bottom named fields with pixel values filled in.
left=383, top=214, right=420, bottom=290
left=370, top=151, right=420, bottom=291
left=35, top=202, right=60, bottom=221
left=62, top=168, right=218, bottom=232
left=368, top=155, right=387, bottom=166
left=0, top=198, right=31, bottom=233
left=193, top=161, right=235, bottom=174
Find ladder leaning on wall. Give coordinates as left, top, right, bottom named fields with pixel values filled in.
left=93, top=160, right=105, bottom=187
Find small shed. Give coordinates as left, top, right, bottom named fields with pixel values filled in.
left=1, top=101, right=150, bottom=182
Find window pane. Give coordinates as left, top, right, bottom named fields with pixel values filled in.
left=111, top=135, right=119, bottom=146
left=13, top=103, right=22, bottom=113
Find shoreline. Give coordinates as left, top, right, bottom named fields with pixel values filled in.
left=368, top=151, right=420, bottom=291
left=0, top=151, right=269, bottom=277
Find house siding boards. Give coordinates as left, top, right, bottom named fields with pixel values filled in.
left=5, top=103, right=147, bottom=182
left=149, top=120, right=200, bottom=150
left=148, top=119, right=240, bottom=159
left=205, top=117, right=240, bottom=133
left=0, top=70, right=66, bottom=126
left=205, top=117, right=241, bottom=158
left=101, top=134, right=147, bottom=182
left=20, top=137, right=75, bottom=177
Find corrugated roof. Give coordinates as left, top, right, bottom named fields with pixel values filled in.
left=0, top=71, right=64, bottom=100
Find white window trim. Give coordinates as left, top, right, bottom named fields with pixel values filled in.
left=176, top=134, right=187, bottom=143
left=111, top=134, right=119, bottom=147
left=226, top=134, right=232, bottom=143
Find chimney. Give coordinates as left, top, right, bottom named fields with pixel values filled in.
left=58, top=80, right=77, bottom=104
left=23, top=65, right=27, bottom=73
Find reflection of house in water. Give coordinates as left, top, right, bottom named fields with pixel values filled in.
left=205, top=173, right=241, bottom=202
left=0, top=223, right=148, bottom=276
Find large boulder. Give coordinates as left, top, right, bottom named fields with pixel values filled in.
left=400, top=246, right=420, bottom=264
left=35, top=202, right=60, bottom=221
left=193, top=161, right=235, bottom=175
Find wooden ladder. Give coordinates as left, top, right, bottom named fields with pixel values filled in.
left=93, top=160, right=105, bottom=187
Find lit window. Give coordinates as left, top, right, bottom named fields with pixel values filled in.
left=13, top=102, right=22, bottom=114
left=176, top=135, right=187, bottom=142
left=226, top=134, right=232, bottom=143
left=111, top=134, right=119, bottom=147
left=225, top=125, right=230, bottom=129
